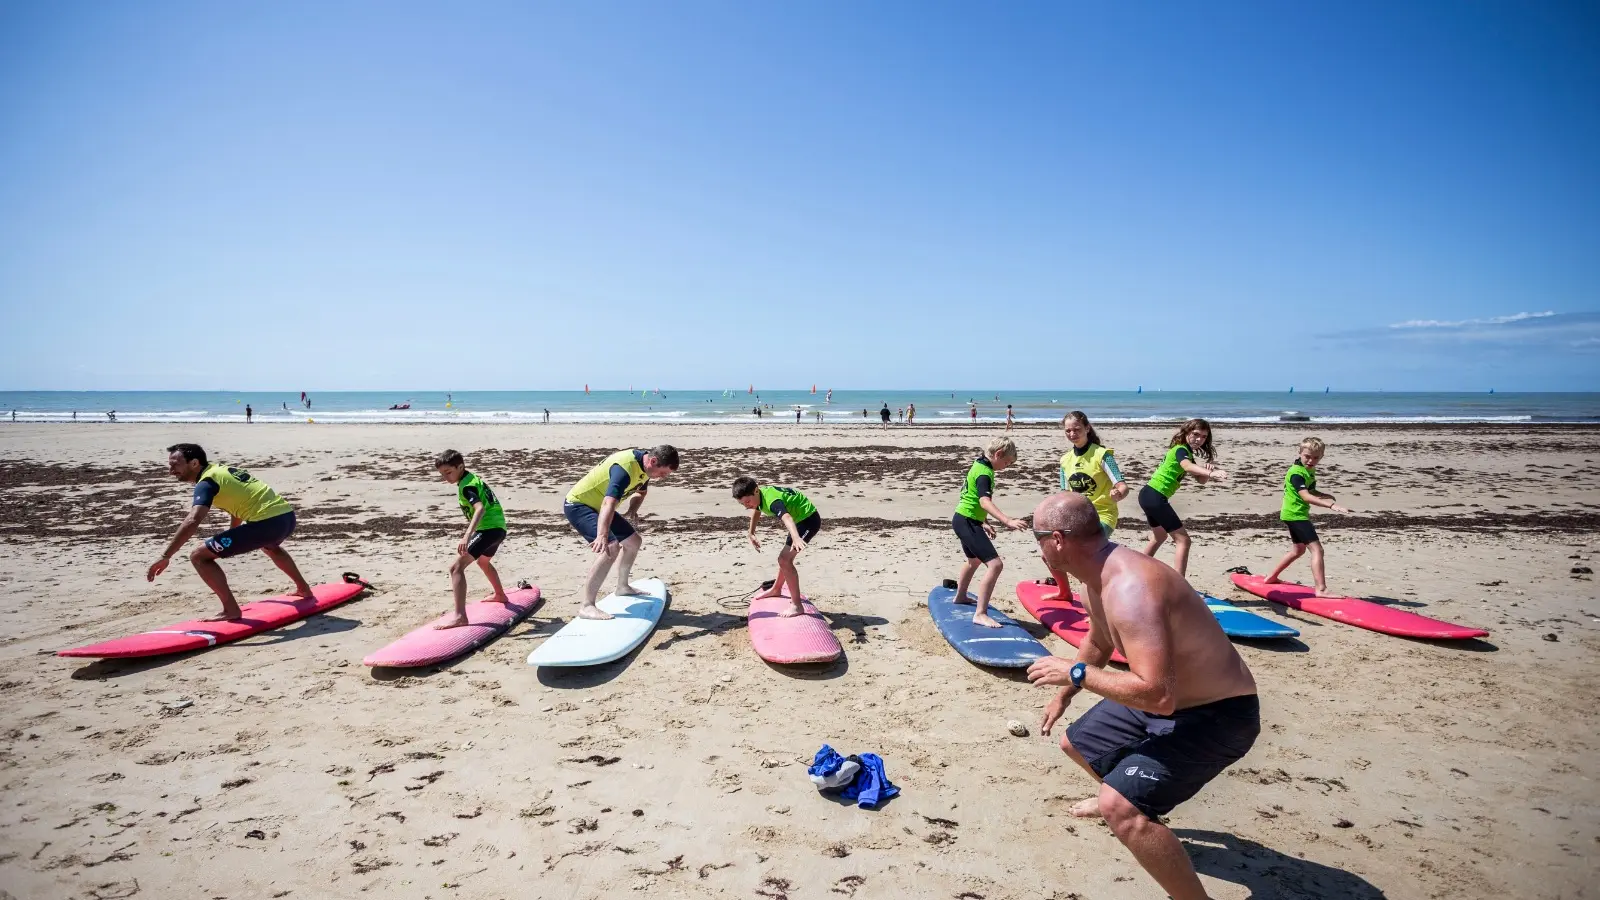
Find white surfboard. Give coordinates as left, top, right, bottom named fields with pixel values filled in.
left=527, top=578, right=669, bottom=667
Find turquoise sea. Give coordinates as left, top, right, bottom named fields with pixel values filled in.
left=0, top=390, right=1595, bottom=425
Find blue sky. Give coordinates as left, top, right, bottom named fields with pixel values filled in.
left=1, top=1, right=1595, bottom=391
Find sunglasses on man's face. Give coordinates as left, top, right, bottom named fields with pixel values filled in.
left=1033, top=529, right=1063, bottom=541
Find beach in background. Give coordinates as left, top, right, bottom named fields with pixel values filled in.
left=2, top=389, right=1597, bottom=425
left=0, top=419, right=1595, bottom=899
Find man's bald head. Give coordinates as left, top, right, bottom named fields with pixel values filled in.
left=1033, top=492, right=1102, bottom=541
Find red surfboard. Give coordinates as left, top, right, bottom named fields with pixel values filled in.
left=1015, top=580, right=1128, bottom=664
left=59, top=574, right=370, bottom=659
left=1229, top=573, right=1487, bottom=640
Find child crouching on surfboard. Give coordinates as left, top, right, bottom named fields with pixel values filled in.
left=950, top=437, right=1030, bottom=628
left=732, top=477, right=822, bottom=617
left=434, top=450, right=511, bottom=629
left=1263, top=436, right=1353, bottom=597
left=1139, top=417, right=1228, bottom=577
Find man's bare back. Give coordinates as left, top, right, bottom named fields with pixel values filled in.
left=1086, top=545, right=1256, bottom=710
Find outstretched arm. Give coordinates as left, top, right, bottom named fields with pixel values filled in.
left=149, top=504, right=210, bottom=580
left=1298, top=488, right=1350, bottom=513
left=979, top=496, right=1027, bottom=530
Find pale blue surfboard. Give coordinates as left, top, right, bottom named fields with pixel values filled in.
left=528, top=578, right=668, bottom=667
left=1203, top=594, right=1300, bottom=639
left=927, top=586, right=1050, bottom=667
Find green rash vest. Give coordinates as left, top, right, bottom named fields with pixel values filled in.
left=1281, top=462, right=1317, bottom=522
left=457, top=471, right=506, bottom=531
left=955, top=456, right=996, bottom=523
left=1146, top=445, right=1193, bottom=498
left=757, top=485, right=816, bottom=523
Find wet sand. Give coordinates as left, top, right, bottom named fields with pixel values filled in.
left=0, top=421, right=1596, bottom=899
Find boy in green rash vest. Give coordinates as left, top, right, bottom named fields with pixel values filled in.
left=433, top=450, right=511, bottom=629
left=147, top=443, right=315, bottom=620
left=1263, top=437, right=1354, bottom=597
left=731, top=477, right=823, bottom=617
left=563, top=446, right=680, bottom=620
left=1138, top=418, right=1229, bottom=577
left=950, top=437, right=1030, bottom=628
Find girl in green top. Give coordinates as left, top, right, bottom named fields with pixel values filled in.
left=732, top=476, right=823, bottom=617
left=434, top=449, right=512, bottom=629
left=950, top=437, right=1029, bottom=628
left=1263, top=437, right=1354, bottom=597
left=1138, top=418, right=1229, bottom=577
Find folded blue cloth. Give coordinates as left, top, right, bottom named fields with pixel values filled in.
left=809, top=745, right=899, bottom=809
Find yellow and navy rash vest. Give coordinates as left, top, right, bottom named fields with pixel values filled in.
left=566, top=449, right=649, bottom=511
left=1059, top=443, right=1122, bottom=529
left=193, top=463, right=293, bottom=522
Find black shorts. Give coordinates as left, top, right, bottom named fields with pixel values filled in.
left=1067, top=694, right=1260, bottom=821
left=1285, top=519, right=1319, bottom=545
left=951, top=513, right=998, bottom=563
left=205, top=511, right=296, bottom=558
left=1138, top=485, right=1184, bottom=533
left=564, top=501, right=637, bottom=544
left=465, top=528, right=506, bottom=558
left=786, top=512, right=822, bottom=548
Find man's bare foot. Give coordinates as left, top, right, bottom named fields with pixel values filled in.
left=972, top=612, right=1001, bottom=629
left=290, top=584, right=316, bottom=600
left=203, top=609, right=244, bottom=623
left=779, top=601, right=805, bottom=617
left=577, top=605, right=614, bottom=621
left=1069, top=797, right=1104, bottom=819
left=433, top=614, right=470, bottom=630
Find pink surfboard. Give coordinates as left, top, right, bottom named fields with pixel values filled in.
left=59, top=574, right=371, bottom=659
left=363, top=585, right=542, bottom=668
left=1015, top=580, right=1128, bottom=664
left=1230, top=573, right=1488, bottom=640
left=746, top=587, right=843, bottom=664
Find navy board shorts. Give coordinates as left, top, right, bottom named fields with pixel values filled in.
left=1139, top=485, right=1184, bottom=533
left=951, top=513, right=998, bottom=563
left=786, top=512, right=822, bottom=548
left=465, top=527, right=507, bottom=558
left=1285, top=519, right=1319, bottom=545
left=564, top=501, right=637, bottom=544
left=205, top=510, right=296, bottom=558
left=1067, top=693, right=1260, bottom=821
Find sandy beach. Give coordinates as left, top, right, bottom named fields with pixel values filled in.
left=0, top=421, right=1596, bottom=900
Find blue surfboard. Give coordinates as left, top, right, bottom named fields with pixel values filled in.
left=1203, top=594, right=1300, bottom=639
left=927, top=586, right=1050, bottom=667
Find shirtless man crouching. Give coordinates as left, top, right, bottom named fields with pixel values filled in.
left=1027, top=492, right=1259, bottom=900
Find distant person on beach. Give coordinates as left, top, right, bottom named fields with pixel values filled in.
left=282, top=402, right=289, bottom=412
left=543, top=408, right=550, bottom=424
left=1028, top=491, right=1258, bottom=900
left=733, top=476, right=822, bottom=618
left=1005, top=404, right=1014, bottom=431
left=245, top=404, right=253, bottom=423
left=71, top=411, right=77, bottom=421
left=433, top=449, right=511, bottom=629
left=897, top=407, right=904, bottom=423
left=907, top=403, right=916, bottom=424
left=9, top=410, right=14, bottom=422
left=106, top=410, right=116, bottom=422
left=1262, top=437, right=1351, bottom=596
left=564, top=446, right=679, bottom=620
left=1040, top=411, right=1126, bottom=605
left=1140, top=418, right=1228, bottom=577
left=950, top=437, right=1030, bottom=628
left=970, top=402, right=978, bottom=424
left=147, top=443, right=314, bottom=620
left=880, top=403, right=891, bottom=426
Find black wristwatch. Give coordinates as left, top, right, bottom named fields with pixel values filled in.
left=1070, top=662, right=1087, bottom=688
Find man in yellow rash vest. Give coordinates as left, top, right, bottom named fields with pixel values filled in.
left=147, top=443, right=315, bottom=620
left=562, top=445, right=680, bottom=620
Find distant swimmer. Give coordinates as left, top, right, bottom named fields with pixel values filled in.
left=949, top=437, right=1030, bottom=628
left=1139, top=419, right=1228, bottom=577
left=733, top=477, right=822, bottom=617
left=1261, top=437, right=1353, bottom=597
left=563, top=446, right=679, bottom=620
left=433, top=450, right=511, bottom=629
left=1040, top=411, right=1126, bottom=606
left=147, top=443, right=314, bottom=620
left=1028, top=491, right=1259, bottom=900
left=898, top=407, right=904, bottom=423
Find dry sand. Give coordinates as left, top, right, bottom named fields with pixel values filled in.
left=0, top=421, right=1596, bottom=899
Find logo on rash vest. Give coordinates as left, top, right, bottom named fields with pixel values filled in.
left=1068, top=472, right=1096, bottom=494
left=1125, top=766, right=1138, bottom=776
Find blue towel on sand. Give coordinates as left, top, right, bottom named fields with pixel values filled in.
left=809, top=745, right=899, bottom=809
